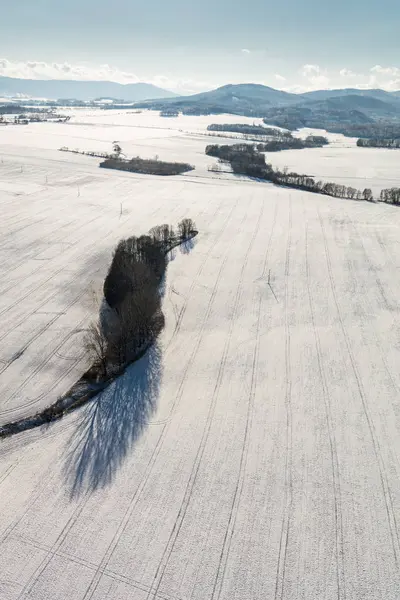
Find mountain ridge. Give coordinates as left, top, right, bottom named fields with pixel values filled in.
left=132, top=83, right=400, bottom=133
left=0, top=76, right=178, bottom=102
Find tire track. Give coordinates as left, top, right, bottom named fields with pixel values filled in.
left=0, top=179, right=138, bottom=301
left=0, top=209, right=109, bottom=302
left=0, top=218, right=77, bottom=280
left=0, top=313, right=61, bottom=374
left=342, top=215, right=400, bottom=399
left=13, top=533, right=185, bottom=600
left=210, top=199, right=279, bottom=600
left=146, top=199, right=266, bottom=600
left=210, top=291, right=261, bottom=600
left=328, top=211, right=400, bottom=557
left=0, top=435, right=76, bottom=545
left=0, top=311, right=88, bottom=418
left=0, top=460, right=20, bottom=486
left=164, top=196, right=240, bottom=354
left=274, top=197, right=293, bottom=600
left=261, top=199, right=279, bottom=279
left=318, top=209, right=400, bottom=566
left=16, top=489, right=94, bottom=599
left=305, top=223, right=346, bottom=600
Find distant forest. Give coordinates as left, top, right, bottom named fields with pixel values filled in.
left=255, top=135, right=328, bottom=152
left=207, top=123, right=282, bottom=136
left=262, top=112, right=400, bottom=139
left=357, top=138, right=400, bottom=149
left=207, top=123, right=329, bottom=152
left=207, top=124, right=328, bottom=151
left=100, top=156, right=194, bottom=176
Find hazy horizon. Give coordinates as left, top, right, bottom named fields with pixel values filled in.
left=1, top=62, right=400, bottom=97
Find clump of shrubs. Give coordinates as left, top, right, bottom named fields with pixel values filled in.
left=205, top=144, right=272, bottom=178
left=86, top=219, right=198, bottom=379
left=100, top=156, right=194, bottom=176
left=207, top=123, right=277, bottom=136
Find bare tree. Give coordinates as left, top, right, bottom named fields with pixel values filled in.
left=178, top=218, right=196, bottom=239
left=84, top=321, right=109, bottom=379
left=347, top=187, right=357, bottom=199
left=112, top=142, right=122, bottom=158
left=108, top=285, right=163, bottom=367
left=362, top=188, right=373, bottom=202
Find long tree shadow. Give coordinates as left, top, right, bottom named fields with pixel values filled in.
left=63, top=343, right=162, bottom=497
left=179, top=235, right=197, bottom=255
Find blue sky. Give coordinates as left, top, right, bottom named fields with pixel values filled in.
left=1, top=0, right=400, bottom=93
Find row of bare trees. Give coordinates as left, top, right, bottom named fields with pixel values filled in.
left=275, top=170, right=374, bottom=201
left=205, top=143, right=376, bottom=201
left=85, top=219, right=197, bottom=380
left=380, top=188, right=400, bottom=204
left=357, top=138, right=400, bottom=149
left=207, top=123, right=279, bottom=136
left=100, top=156, right=194, bottom=176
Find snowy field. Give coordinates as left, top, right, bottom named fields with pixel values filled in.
left=1, top=110, right=400, bottom=599
left=3, top=109, right=400, bottom=194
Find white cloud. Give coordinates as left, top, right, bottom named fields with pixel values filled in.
left=297, top=64, right=330, bottom=91
left=339, top=68, right=356, bottom=77
left=150, top=76, right=214, bottom=95
left=241, top=49, right=251, bottom=54
left=0, top=58, right=141, bottom=84
left=281, top=63, right=400, bottom=93
left=2, top=56, right=400, bottom=96
left=0, top=57, right=217, bottom=95
left=300, top=64, right=321, bottom=77
left=371, top=65, right=400, bottom=76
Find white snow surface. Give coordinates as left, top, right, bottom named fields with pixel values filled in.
left=1, top=110, right=400, bottom=599
left=269, top=126, right=400, bottom=195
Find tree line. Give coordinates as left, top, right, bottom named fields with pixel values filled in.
left=357, top=138, right=400, bottom=149
left=336, top=123, right=400, bottom=139
left=380, top=188, right=400, bottom=204
left=207, top=123, right=283, bottom=136
left=60, top=142, right=194, bottom=176
left=255, top=135, right=328, bottom=152
left=87, top=219, right=198, bottom=380
left=100, top=156, right=194, bottom=176
left=205, top=143, right=377, bottom=201
left=207, top=123, right=328, bottom=151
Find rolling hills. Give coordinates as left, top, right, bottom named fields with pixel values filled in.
left=135, top=83, right=400, bottom=131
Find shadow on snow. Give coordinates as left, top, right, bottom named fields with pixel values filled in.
left=62, top=234, right=196, bottom=497
left=179, top=235, right=197, bottom=255
left=63, top=343, right=162, bottom=497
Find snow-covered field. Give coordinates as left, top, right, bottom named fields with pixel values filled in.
left=1, top=110, right=400, bottom=599
left=272, top=127, right=400, bottom=195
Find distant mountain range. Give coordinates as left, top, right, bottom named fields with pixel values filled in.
left=136, top=83, right=298, bottom=113
left=2, top=77, right=400, bottom=135
left=134, top=83, right=400, bottom=134
left=136, top=82, right=400, bottom=114
left=0, top=76, right=178, bottom=102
